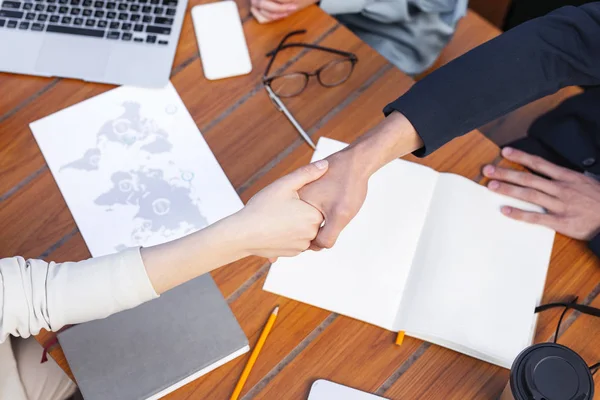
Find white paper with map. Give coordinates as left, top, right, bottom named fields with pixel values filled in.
left=31, top=82, right=243, bottom=257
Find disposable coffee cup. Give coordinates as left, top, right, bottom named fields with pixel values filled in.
left=500, top=343, right=594, bottom=400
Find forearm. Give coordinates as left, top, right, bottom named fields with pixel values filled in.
left=142, top=215, right=248, bottom=294
left=0, top=248, right=156, bottom=340
left=385, top=4, right=600, bottom=157
left=343, top=112, right=423, bottom=176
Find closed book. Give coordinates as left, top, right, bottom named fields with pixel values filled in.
left=59, top=273, right=249, bottom=400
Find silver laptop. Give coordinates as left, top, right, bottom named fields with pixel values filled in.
left=0, top=0, right=188, bottom=87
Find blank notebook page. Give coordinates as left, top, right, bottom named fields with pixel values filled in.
left=264, top=138, right=439, bottom=329
left=395, top=173, right=555, bottom=367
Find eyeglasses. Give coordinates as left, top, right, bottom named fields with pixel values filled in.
left=263, top=30, right=359, bottom=149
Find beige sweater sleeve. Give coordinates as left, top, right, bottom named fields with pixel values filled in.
left=0, top=247, right=158, bottom=343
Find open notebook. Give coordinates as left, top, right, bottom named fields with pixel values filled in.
left=264, top=137, right=555, bottom=368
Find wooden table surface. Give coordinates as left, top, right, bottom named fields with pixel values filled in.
left=1, top=2, right=599, bottom=399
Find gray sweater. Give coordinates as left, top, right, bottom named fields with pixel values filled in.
left=320, top=0, right=468, bottom=75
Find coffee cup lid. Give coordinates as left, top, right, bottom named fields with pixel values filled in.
left=510, top=343, right=594, bottom=400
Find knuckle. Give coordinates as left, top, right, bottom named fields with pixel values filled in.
left=494, top=168, right=508, bottom=179
left=334, top=203, right=355, bottom=221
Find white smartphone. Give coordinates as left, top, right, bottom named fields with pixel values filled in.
left=191, top=1, right=253, bottom=80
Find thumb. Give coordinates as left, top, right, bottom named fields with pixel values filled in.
left=312, top=214, right=345, bottom=249
left=276, top=160, right=329, bottom=191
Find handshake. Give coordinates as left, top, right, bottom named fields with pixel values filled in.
left=220, top=100, right=600, bottom=264
left=222, top=145, right=369, bottom=262
left=221, top=112, right=420, bottom=263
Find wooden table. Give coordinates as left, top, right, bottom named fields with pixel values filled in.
left=1, top=3, right=599, bottom=399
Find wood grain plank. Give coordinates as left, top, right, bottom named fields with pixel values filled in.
left=0, top=5, right=335, bottom=198
left=468, top=0, right=511, bottom=29
left=0, top=79, right=107, bottom=197
left=0, top=75, right=57, bottom=120
left=384, top=345, right=505, bottom=400
left=0, top=171, right=76, bottom=259
left=253, top=318, right=423, bottom=400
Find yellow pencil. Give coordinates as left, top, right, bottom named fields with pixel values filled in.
left=395, top=331, right=405, bottom=346
left=230, top=306, right=279, bottom=400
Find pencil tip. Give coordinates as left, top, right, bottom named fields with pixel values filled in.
left=273, top=306, right=279, bottom=315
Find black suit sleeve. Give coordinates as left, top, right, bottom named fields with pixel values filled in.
left=383, top=3, right=600, bottom=157
left=588, top=232, right=600, bottom=258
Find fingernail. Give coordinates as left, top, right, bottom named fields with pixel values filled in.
left=483, top=165, right=495, bottom=176
left=287, top=4, right=297, bottom=10
left=502, top=147, right=513, bottom=156
left=314, top=160, right=328, bottom=170
left=501, top=206, right=511, bottom=215
left=488, top=180, right=499, bottom=190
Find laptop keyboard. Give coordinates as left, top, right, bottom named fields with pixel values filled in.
left=0, top=0, right=175, bottom=44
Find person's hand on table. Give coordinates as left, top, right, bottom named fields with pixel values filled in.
left=250, top=0, right=318, bottom=22
left=483, top=147, right=600, bottom=240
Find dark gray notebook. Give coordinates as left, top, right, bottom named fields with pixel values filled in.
left=58, top=274, right=249, bottom=400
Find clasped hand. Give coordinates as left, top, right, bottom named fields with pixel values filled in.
left=235, top=147, right=368, bottom=261
left=231, top=159, right=329, bottom=260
